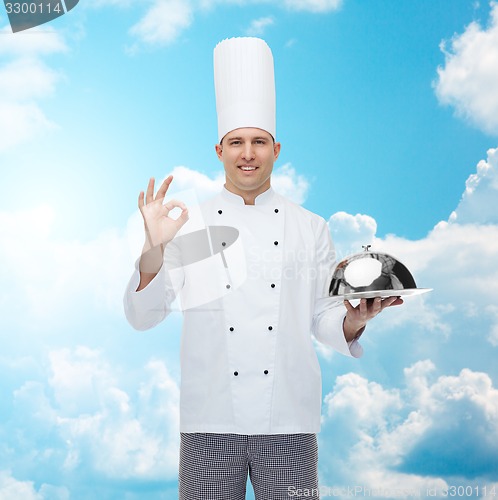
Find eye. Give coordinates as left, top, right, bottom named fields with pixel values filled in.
left=254, top=140, right=266, bottom=145
left=229, top=140, right=241, bottom=146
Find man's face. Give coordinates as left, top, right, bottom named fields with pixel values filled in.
left=215, top=128, right=281, bottom=203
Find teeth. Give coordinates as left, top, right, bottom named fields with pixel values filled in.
left=240, top=166, right=256, bottom=171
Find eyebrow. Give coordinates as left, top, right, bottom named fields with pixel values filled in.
left=226, top=136, right=269, bottom=141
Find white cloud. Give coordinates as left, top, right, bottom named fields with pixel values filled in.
left=353, top=220, right=498, bottom=342
left=322, top=360, right=498, bottom=493
left=0, top=471, right=42, bottom=500
left=59, top=353, right=180, bottom=479
left=486, top=305, right=498, bottom=347
left=377, top=221, right=498, bottom=302
left=198, top=0, right=247, bottom=8
left=0, top=58, right=62, bottom=101
left=0, top=27, right=67, bottom=152
left=246, top=16, right=274, bottom=36
left=284, top=0, right=343, bottom=13
left=450, top=147, right=498, bottom=224
left=199, top=0, right=343, bottom=12
left=0, top=101, right=57, bottom=152
left=11, top=348, right=181, bottom=481
left=0, top=26, right=67, bottom=57
left=38, top=485, right=69, bottom=500
left=0, top=58, right=61, bottom=150
left=327, top=145, right=498, bottom=343
left=168, top=165, right=224, bottom=201
left=129, top=0, right=193, bottom=46
left=3, top=0, right=347, bottom=56
left=126, top=0, right=343, bottom=47
left=0, top=470, right=68, bottom=500
left=272, top=163, right=309, bottom=204
left=324, top=372, right=402, bottom=427
left=49, top=347, right=118, bottom=416
left=0, top=204, right=135, bottom=328
left=328, top=211, right=377, bottom=260
left=434, top=2, right=498, bottom=135
left=84, top=0, right=133, bottom=6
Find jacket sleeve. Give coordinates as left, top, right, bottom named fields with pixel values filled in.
left=123, top=241, right=183, bottom=331
left=311, top=217, right=363, bottom=358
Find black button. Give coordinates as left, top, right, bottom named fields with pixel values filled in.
left=229, top=327, right=234, bottom=332
left=218, top=210, right=222, bottom=214
left=274, top=241, right=278, bottom=246
left=234, top=371, right=239, bottom=376
left=268, top=326, right=273, bottom=331
left=264, top=370, right=269, bottom=375
left=274, top=209, right=279, bottom=213
left=222, top=242, right=226, bottom=246
left=226, top=284, right=231, bottom=289
left=270, top=283, right=275, bottom=288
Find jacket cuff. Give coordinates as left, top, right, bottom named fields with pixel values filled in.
left=124, top=260, right=171, bottom=323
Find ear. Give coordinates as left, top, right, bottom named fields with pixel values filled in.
left=273, top=142, right=281, bottom=161
left=215, top=143, right=223, bottom=161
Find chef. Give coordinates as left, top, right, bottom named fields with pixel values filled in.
left=124, top=37, right=402, bottom=500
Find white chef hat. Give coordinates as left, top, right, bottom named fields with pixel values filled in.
left=214, top=37, right=276, bottom=142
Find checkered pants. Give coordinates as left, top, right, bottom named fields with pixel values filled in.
left=179, top=432, right=319, bottom=500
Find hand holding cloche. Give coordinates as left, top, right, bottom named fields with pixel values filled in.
left=343, top=296, right=404, bottom=341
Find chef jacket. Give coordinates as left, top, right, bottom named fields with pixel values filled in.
left=124, top=187, right=362, bottom=435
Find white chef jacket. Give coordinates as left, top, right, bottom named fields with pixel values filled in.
left=124, top=187, right=362, bottom=435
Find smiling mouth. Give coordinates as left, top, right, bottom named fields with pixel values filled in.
left=238, top=166, right=257, bottom=171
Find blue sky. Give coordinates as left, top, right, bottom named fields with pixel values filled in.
left=1, top=0, right=498, bottom=498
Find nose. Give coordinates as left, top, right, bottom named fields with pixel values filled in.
left=241, top=143, right=255, bottom=161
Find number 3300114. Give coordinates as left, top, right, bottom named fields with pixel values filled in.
left=5, top=2, right=62, bottom=14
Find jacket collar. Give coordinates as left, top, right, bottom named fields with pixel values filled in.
left=221, top=186, right=276, bottom=206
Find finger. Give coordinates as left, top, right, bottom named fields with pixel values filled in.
left=138, top=191, right=144, bottom=209
left=382, top=296, right=404, bottom=309
left=370, top=297, right=382, bottom=315
left=155, top=175, right=173, bottom=201
left=145, top=177, right=155, bottom=205
left=164, top=199, right=187, bottom=214
left=359, top=298, right=368, bottom=318
left=381, top=296, right=402, bottom=310
left=174, top=208, right=189, bottom=229
left=343, top=300, right=356, bottom=313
